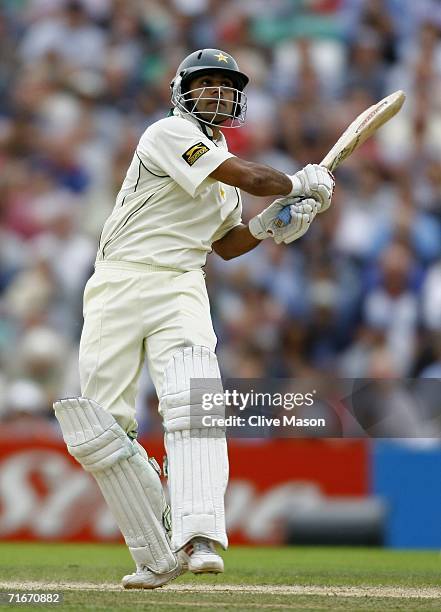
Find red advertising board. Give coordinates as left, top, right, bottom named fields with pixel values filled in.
left=0, top=434, right=368, bottom=544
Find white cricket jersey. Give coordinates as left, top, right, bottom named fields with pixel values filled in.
left=96, top=109, right=242, bottom=271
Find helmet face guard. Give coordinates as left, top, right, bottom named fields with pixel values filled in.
left=171, top=78, right=247, bottom=128
left=170, top=49, right=249, bottom=129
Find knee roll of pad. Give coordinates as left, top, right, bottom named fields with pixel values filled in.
left=160, top=345, right=225, bottom=433
left=55, top=397, right=135, bottom=471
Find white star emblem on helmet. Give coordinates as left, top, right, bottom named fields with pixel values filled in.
left=214, top=52, right=229, bottom=63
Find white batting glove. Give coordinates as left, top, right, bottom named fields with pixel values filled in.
left=287, top=164, right=335, bottom=213
left=280, top=198, right=321, bottom=244
left=249, top=196, right=319, bottom=245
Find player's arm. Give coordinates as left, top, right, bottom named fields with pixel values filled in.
left=210, top=157, right=334, bottom=206
left=212, top=224, right=260, bottom=260
left=210, top=157, right=293, bottom=196
left=213, top=196, right=321, bottom=259
left=211, top=159, right=334, bottom=252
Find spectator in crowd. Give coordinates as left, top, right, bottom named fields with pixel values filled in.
left=0, top=378, right=59, bottom=438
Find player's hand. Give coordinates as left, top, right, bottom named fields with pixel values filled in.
left=287, top=164, right=335, bottom=213
left=279, top=198, right=320, bottom=244
left=248, top=196, right=320, bottom=244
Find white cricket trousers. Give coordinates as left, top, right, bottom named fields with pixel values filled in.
left=79, top=261, right=217, bottom=437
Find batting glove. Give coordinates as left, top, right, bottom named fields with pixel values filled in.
left=249, top=196, right=320, bottom=245
left=287, top=164, right=335, bottom=213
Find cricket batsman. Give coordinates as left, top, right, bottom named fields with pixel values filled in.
left=53, top=49, right=334, bottom=589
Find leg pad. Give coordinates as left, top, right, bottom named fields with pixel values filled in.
left=160, top=347, right=228, bottom=550
left=54, top=397, right=177, bottom=573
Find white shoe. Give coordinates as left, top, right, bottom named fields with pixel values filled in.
left=178, top=537, right=224, bottom=574
left=122, top=562, right=182, bottom=589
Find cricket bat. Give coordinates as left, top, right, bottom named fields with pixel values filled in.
left=276, top=90, right=406, bottom=226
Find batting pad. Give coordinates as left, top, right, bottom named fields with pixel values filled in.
left=54, top=397, right=177, bottom=574
left=160, top=346, right=228, bottom=550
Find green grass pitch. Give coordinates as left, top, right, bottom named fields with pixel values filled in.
left=0, top=543, right=440, bottom=610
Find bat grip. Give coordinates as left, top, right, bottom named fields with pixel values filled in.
left=275, top=196, right=305, bottom=227
left=275, top=205, right=292, bottom=227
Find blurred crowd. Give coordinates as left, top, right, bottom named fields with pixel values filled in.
left=0, top=0, right=440, bottom=436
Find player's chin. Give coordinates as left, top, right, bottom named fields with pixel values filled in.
left=199, top=112, right=229, bottom=125
left=213, top=116, right=230, bottom=125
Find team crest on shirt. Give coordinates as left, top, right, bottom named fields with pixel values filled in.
left=182, top=142, right=210, bottom=166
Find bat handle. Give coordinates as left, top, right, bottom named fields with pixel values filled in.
left=275, top=196, right=306, bottom=227
left=275, top=205, right=292, bottom=227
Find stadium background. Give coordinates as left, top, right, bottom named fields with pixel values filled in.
left=0, top=0, right=440, bottom=550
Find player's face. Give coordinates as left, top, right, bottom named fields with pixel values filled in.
left=187, top=72, right=236, bottom=124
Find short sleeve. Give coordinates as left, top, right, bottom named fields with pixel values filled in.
left=138, top=117, right=234, bottom=197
